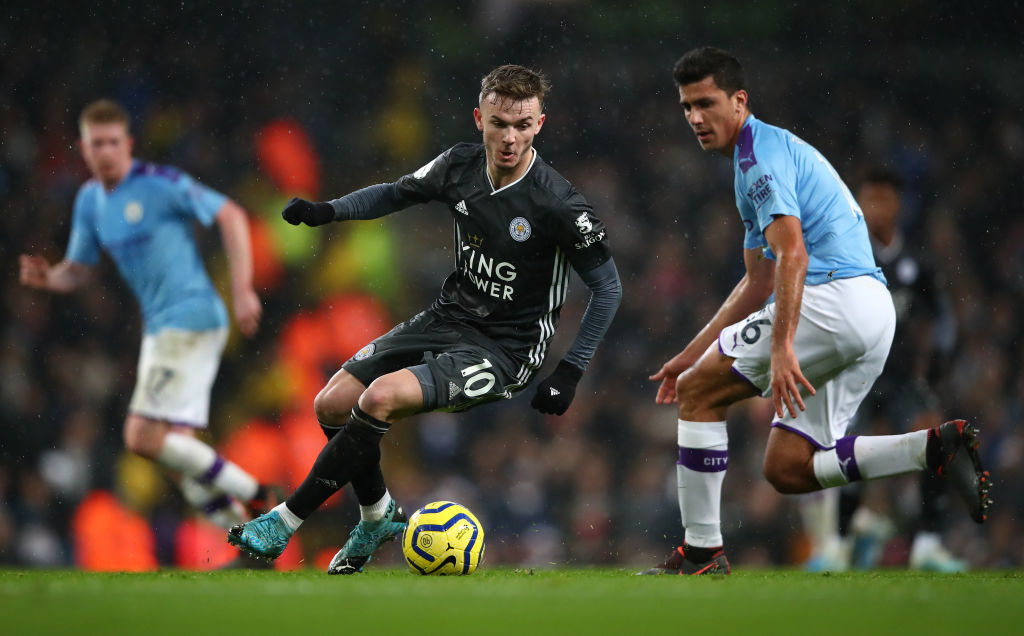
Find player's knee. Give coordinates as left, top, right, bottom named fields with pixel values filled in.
left=314, top=386, right=350, bottom=425
left=357, top=380, right=401, bottom=421
left=675, top=373, right=711, bottom=418
left=762, top=456, right=814, bottom=494
left=123, top=421, right=157, bottom=458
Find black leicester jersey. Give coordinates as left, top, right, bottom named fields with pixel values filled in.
left=394, top=142, right=612, bottom=369
left=874, top=234, right=953, bottom=386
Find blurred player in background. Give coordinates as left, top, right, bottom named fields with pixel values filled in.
left=642, top=47, right=990, bottom=575
left=229, top=64, right=622, bottom=573
left=19, top=99, right=273, bottom=531
left=813, top=169, right=962, bottom=571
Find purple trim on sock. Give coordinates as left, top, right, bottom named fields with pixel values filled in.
left=678, top=447, right=728, bottom=472
left=201, top=494, right=233, bottom=515
left=198, top=455, right=225, bottom=485
left=835, top=436, right=862, bottom=482
left=770, top=422, right=830, bottom=451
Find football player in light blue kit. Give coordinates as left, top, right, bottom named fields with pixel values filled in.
left=641, top=47, right=990, bottom=575
left=19, top=99, right=271, bottom=530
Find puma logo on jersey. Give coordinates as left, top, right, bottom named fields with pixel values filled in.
left=455, top=200, right=468, bottom=215
left=549, top=387, right=560, bottom=396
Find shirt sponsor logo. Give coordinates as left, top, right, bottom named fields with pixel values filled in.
left=574, top=212, right=592, bottom=235
left=460, top=239, right=517, bottom=300
left=509, top=217, right=531, bottom=242
left=574, top=229, right=606, bottom=250
left=746, top=173, right=775, bottom=208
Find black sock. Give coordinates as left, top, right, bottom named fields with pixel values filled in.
left=918, top=469, right=949, bottom=533
left=319, top=418, right=343, bottom=441
left=684, top=544, right=721, bottom=563
left=351, top=464, right=388, bottom=507
left=838, top=483, right=862, bottom=537
left=286, top=406, right=391, bottom=519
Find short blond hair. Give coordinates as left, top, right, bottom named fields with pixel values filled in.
left=79, top=99, right=131, bottom=133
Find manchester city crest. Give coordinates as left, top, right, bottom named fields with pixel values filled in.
left=509, top=217, right=531, bottom=242
left=124, top=201, right=143, bottom=223
left=353, top=343, right=376, bottom=360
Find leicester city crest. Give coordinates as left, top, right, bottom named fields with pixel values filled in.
left=509, top=217, right=532, bottom=242
left=353, top=343, right=376, bottom=360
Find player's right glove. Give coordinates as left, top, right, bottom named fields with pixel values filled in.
left=282, top=197, right=335, bottom=226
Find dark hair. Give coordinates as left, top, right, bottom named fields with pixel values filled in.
left=672, top=46, right=745, bottom=95
left=862, top=167, right=904, bottom=192
left=479, top=64, right=552, bottom=111
left=79, top=99, right=131, bottom=131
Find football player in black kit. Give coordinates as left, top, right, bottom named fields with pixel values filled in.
left=229, top=65, right=622, bottom=573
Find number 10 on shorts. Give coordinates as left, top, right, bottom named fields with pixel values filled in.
left=461, top=359, right=496, bottom=398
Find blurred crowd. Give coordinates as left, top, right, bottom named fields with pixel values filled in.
left=2, top=1, right=1021, bottom=570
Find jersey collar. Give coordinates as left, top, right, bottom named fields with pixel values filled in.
left=486, top=147, right=538, bottom=195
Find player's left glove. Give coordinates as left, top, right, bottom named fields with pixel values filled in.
left=530, top=360, right=584, bottom=415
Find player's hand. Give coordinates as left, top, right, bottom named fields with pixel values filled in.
left=233, top=287, right=262, bottom=337
left=649, top=351, right=697, bottom=404
left=769, top=346, right=815, bottom=419
left=282, top=198, right=335, bottom=227
left=19, top=254, right=51, bottom=289
left=531, top=360, right=584, bottom=415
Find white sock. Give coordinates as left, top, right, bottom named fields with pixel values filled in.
left=180, top=476, right=248, bottom=529
left=675, top=464, right=687, bottom=528
left=272, top=503, right=303, bottom=532
left=678, top=419, right=728, bottom=548
left=799, top=489, right=840, bottom=557
left=360, top=491, right=393, bottom=522
left=157, top=432, right=259, bottom=501
left=814, top=431, right=928, bottom=488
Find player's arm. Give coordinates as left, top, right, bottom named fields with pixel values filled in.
left=18, top=255, right=93, bottom=293
left=281, top=184, right=417, bottom=227
left=651, top=246, right=773, bottom=404
left=531, top=258, right=622, bottom=415
left=215, top=200, right=262, bottom=337
left=763, top=214, right=815, bottom=418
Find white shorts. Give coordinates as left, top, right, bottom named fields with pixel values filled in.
left=719, top=276, right=895, bottom=449
left=128, top=327, right=229, bottom=428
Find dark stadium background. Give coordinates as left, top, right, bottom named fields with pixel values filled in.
left=2, top=0, right=1021, bottom=570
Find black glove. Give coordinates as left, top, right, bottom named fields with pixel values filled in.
left=530, top=360, right=584, bottom=415
left=282, top=197, right=335, bottom=226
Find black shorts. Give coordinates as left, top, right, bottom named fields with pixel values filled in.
left=342, top=311, right=534, bottom=412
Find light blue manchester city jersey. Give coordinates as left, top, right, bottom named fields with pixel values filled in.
left=66, top=160, right=229, bottom=333
left=733, top=115, right=885, bottom=286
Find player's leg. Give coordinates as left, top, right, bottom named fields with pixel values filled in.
left=123, top=416, right=250, bottom=529
left=640, top=341, right=758, bottom=575
left=126, top=328, right=270, bottom=526
left=763, top=279, right=990, bottom=522
left=309, top=368, right=397, bottom=545
left=229, top=313, right=447, bottom=561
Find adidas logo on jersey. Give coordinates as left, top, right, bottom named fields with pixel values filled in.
left=455, top=200, right=468, bottom=215
left=549, top=387, right=560, bottom=396
left=449, top=381, right=462, bottom=399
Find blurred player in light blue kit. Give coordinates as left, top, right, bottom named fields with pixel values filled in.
left=641, top=47, right=991, bottom=575
left=19, top=99, right=273, bottom=530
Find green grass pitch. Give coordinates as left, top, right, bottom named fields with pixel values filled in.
left=2, top=568, right=1022, bottom=634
